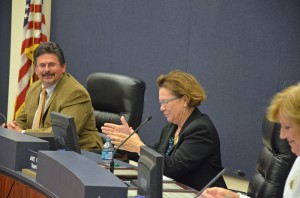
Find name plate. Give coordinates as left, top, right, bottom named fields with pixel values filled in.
left=29, top=149, right=38, bottom=170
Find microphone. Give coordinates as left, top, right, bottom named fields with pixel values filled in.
left=0, top=112, right=7, bottom=128
left=195, top=168, right=245, bottom=197
left=110, top=115, right=152, bottom=173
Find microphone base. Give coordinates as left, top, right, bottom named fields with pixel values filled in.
left=110, top=160, right=114, bottom=173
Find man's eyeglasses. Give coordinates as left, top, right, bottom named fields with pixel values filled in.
left=159, top=96, right=181, bottom=106
left=37, top=63, right=60, bottom=68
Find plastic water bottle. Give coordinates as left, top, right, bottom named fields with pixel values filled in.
left=101, top=138, right=114, bottom=164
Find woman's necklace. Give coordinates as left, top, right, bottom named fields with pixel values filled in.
left=174, top=129, right=180, bottom=145
left=174, top=107, right=194, bottom=145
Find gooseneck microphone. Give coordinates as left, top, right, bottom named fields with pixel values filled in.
left=110, top=115, right=152, bottom=173
left=195, top=168, right=246, bottom=197
left=0, top=112, right=7, bottom=128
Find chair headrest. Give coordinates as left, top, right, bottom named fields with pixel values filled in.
left=87, top=72, right=145, bottom=111
left=86, top=72, right=146, bottom=130
left=261, top=116, right=291, bottom=154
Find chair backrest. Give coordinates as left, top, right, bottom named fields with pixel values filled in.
left=247, top=116, right=297, bottom=198
left=86, top=72, right=146, bottom=135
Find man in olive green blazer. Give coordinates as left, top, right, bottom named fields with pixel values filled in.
left=6, top=42, right=102, bottom=151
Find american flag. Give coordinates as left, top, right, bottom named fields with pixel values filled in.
left=14, top=0, right=47, bottom=118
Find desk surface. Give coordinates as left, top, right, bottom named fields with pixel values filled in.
left=0, top=153, right=199, bottom=198
left=0, top=149, right=129, bottom=198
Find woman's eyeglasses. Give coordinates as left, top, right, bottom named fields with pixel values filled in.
left=159, top=96, right=181, bottom=106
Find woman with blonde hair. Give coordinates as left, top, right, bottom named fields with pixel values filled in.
left=200, top=83, right=300, bottom=198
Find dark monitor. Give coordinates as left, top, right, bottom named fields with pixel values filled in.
left=137, top=146, right=163, bottom=198
left=50, top=112, right=81, bottom=154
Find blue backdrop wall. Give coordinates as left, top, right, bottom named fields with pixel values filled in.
left=0, top=0, right=298, bottom=179
left=49, top=0, right=300, bottom=179
left=0, top=1, right=11, bottom=120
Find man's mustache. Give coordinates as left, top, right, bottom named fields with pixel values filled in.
left=42, top=73, right=55, bottom=77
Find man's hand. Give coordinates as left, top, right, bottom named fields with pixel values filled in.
left=6, top=121, right=23, bottom=132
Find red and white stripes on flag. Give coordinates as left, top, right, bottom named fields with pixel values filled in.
left=14, top=0, right=48, bottom=118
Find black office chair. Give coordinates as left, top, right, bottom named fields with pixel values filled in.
left=86, top=72, right=146, bottom=144
left=246, top=116, right=297, bottom=198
